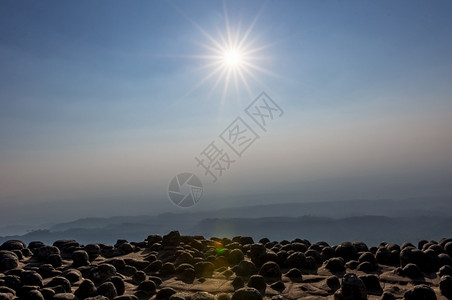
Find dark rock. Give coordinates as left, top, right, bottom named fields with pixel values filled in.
left=155, top=287, right=176, bottom=300
left=38, top=264, right=60, bottom=278
left=100, top=245, right=115, bottom=258
left=270, top=297, right=286, bottom=300
left=284, top=268, right=302, bottom=282
left=3, top=275, right=21, bottom=290
left=0, top=287, right=14, bottom=297
left=146, top=235, right=162, bottom=247
left=282, top=242, right=307, bottom=253
left=116, top=243, right=133, bottom=255
left=438, top=253, right=452, bottom=267
left=96, top=282, right=117, bottom=300
left=358, top=252, right=377, bottom=265
left=0, top=251, right=18, bottom=271
left=345, top=260, right=359, bottom=270
left=325, top=257, right=345, bottom=273
left=144, top=254, right=157, bottom=263
left=147, top=276, right=162, bottom=286
left=131, top=271, right=146, bottom=284
left=380, top=292, right=396, bottom=300
left=359, top=274, right=382, bottom=296
left=46, top=277, right=72, bottom=293
left=136, top=280, right=156, bottom=295
left=376, top=248, right=392, bottom=266
left=40, top=287, right=56, bottom=300
left=400, top=247, right=429, bottom=272
left=194, top=262, right=214, bottom=278
left=9, top=251, right=21, bottom=262
left=0, top=241, right=26, bottom=251
left=84, top=244, right=101, bottom=260
left=89, top=264, right=116, bottom=283
left=321, top=247, right=336, bottom=261
left=335, top=243, right=357, bottom=262
left=191, top=291, right=215, bottom=300
left=423, top=249, right=439, bottom=272
left=28, top=241, right=46, bottom=252
left=113, top=296, right=137, bottom=300
left=231, top=287, right=262, bottom=300
left=177, top=266, right=195, bottom=283
left=258, top=261, right=281, bottom=281
left=5, top=268, right=22, bottom=276
left=85, top=296, right=108, bottom=300
left=305, top=249, right=322, bottom=265
left=48, top=254, right=63, bottom=268
left=144, top=260, right=162, bottom=273
left=53, top=240, right=79, bottom=251
left=232, top=276, right=244, bottom=290
left=162, top=231, right=181, bottom=248
left=238, top=237, right=254, bottom=246
left=22, top=289, right=44, bottom=300
left=401, top=242, right=415, bottom=249
left=440, top=275, right=452, bottom=298
left=403, top=284, right=437, bottom=300
left=72, top=250, right=90, bottom=267
left=235, top=260, right=258, bottom=278
left=247, top=275, right=266, bottom=295
left=270, top=281, right=285, bottom=292
left=326, top=275, right=340, bottom=291
left=36, top=246, right=60, bottom=260
left=174, top=251, right=194, bottom=267
left=439, top=265, right=452, bottom=277
left=357, top=261, right=376, bottom=272
left=334, top=273, right=367, bottom=300
left=117, top=265, right=136, bottom=277
left=445, top=242, right=452, bottom=257
left=353, top=242, right=369, bottom=253
left=75, top=279, right=97, bottom=299
left=216, top=293, right=231, bottom=300
left=21, top=248, right=33, bottom=257
left=213, top=256, right=229, bottom=269
left=0, top=293, right=14, bottom=300
left=427, top=244, right=444, bottom=255
left=109, top=276, right=125, bottom=296
left=20, top=270, right=43, bottom=287
left=285, top=252, right=306, bottom=269
left=52, top=293, right=78, bottom=300
left=259, top=238, right=270, bottom=245
left=62, top=269, right=82, bottom=283
left=226, top=248, right=245, bottom=266
left=159, top=262, right=176, bottom=276
left=402, top=263, right=423, bottom=279
left=52, top=286, right=70, bottom=295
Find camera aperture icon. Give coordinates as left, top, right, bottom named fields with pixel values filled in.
left=167, top=173, right=203, bottom=208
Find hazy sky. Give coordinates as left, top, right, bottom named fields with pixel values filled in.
left=1, top=1, right=452, bottom=228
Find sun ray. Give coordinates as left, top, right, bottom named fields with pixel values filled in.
left=172, top=1, right=281, bottom=104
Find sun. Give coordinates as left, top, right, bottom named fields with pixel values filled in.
left=223, top=49, right=243, bottom=68
left=176, top=4, right=275, bottom=103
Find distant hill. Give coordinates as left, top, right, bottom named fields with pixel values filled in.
left=1, top=197, right=451, bottom=245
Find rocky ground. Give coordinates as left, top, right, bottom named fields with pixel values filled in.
left=1, top=231, right=452, bottom=300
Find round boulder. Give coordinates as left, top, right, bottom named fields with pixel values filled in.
left=231, top=287, right=262, bottom=300
left=259, top=261, right=281, bottom=281
left=0, top=251, right=18, bottom=271
left=403, top=284, right=437, bottom=300
left=334, top=273, right=367, bottom=300
left=440, top=275, right=452, bottom=299
left=0, top=240, right=25, bottom=251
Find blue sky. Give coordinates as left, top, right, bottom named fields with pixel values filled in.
left=1, top=1, right=452, bottom=227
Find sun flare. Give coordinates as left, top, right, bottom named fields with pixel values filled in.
left=178, top=4, right=275, bottom=102
left=223, top=49, right=243, bottom=68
